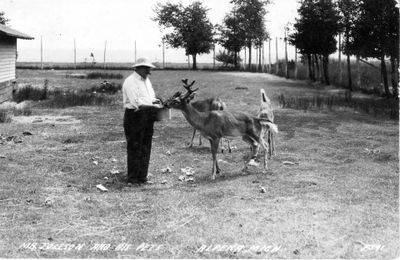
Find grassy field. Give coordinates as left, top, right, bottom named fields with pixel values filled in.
left=0, top=69, right=398, bottom=258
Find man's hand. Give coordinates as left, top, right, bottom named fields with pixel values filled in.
left=152, top=103, right=164, bottom=109
left=152, top=99, right=164, bottom=109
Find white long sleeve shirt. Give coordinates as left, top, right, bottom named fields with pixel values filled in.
left=122, top=71, right=156, bottom=109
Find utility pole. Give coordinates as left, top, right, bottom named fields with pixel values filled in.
left=162, top=39, right=165, bottom=69
left=262, top=42, right=265, bottom=72
left=268, top=38, right=271, bottom=73
left=103, top=40, right=107, bottom=69
left=284, top=28, right=289, bottom=79
left=275, top=37, right=279, bottom=74
left=134, top=40, right=137, bottom=63
left=294, top=46, right=298, bottom=80
left=74, top=38, right=76, bottom=70
left=40, top=36, right=43, bottom=70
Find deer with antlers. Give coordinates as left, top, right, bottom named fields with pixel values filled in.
left=164, top=79, right=278, bottom=180
left=181, top=79, right=231, bottom=153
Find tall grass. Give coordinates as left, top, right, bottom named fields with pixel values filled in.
left=12, top=81, right=117, bottom=109
left=42, top=90, right=116, bottom=108
left=12, top=81, right=48, bottom=103
left=277, top=92, right=399, bottom=119
left=272, top=58, right=394, bottom=95
left=86, top=72, right=123, bottom=79
left=0, top=109, right=12, bottom=123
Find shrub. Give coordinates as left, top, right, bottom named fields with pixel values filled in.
left=12, top=83, right=49, bottom=103
left=86, top=72, right=123, bottom=79
left=277, top=93, right=399, bottom=119
left=86, top=81, right=122, bottom=94
left=0, top=109, right=12, bottom=123
left=41, top=90, right=116, bottom=108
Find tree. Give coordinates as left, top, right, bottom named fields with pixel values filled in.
left=338, top=0, right=360, bottom=91
left=230, top=0, right=270, bottom=70
left=153, top=1, right=214, bottom=70
left=217, top=11, right=246, bottom=69
left=0, top=11, right=9, bottom=25
left=289, top=0, right=340, bottom=85
left=351, top=0, right=399, bottom=97
left=216, top=50, right=242, bottom=67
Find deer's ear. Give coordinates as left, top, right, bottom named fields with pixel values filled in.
left=188, top=93, right=196, bottom=101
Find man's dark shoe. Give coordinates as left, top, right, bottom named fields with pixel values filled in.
left=128, top=178, right=153, bottom=185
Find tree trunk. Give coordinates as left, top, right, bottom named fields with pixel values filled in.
left=319, top=55, right=325, bottom=84
left=323, top=55, right=330, bottom=85
left=356, top=55, right=361, bottom=89
left=307, top=53, right=314, bottom=81
left=192, top=54, right=197, bottom=70
left=338, top=32, right=342, bottom=85
left=380, top=54, right=390, bottom=97
left=314, top=54, right=320, bottom=82
left=247, top=43, right=252, bottom=71
left=346, top=54, right=353, bottom=91
left=234, top=51, right=238, bottom=70
left=390, top=57, right=399, bottom=98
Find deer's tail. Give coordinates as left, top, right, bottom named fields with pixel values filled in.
left=260, top=88, right=271, bottom=105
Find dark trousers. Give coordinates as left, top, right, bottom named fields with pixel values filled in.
left=123, top=108, right=155, bottom=183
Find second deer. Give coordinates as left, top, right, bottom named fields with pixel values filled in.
left=258, top=88, right=276, bottom=158
left=165, top=80, right=278, bottom=180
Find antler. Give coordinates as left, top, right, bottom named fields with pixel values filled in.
left=181, top=78, right=198, bottom=101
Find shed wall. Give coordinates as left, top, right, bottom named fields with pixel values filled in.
left=0, top=36, right=16, bottom=103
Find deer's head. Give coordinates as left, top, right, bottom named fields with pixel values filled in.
left=164, top=79, right=198, bottom=109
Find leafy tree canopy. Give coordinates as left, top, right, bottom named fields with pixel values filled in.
left=289, top=0, right=340, bottom=56
left=153, top=1, right=214, bottom=62
left=0, top=11, right=9, bottom=25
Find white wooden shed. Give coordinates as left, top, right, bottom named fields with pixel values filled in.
left=0, top=24, right=33, bottom=103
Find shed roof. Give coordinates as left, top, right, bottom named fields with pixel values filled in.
left=0, top=24, right=34, bottom=40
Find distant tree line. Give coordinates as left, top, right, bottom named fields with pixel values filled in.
left=153, top=0, right=270, bottom=70
left=153, top=0, right=398, bottom=98
left=289, top=0, right=398, bottom=98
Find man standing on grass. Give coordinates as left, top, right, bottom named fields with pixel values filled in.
left=122, top=57, right=164, bottom=185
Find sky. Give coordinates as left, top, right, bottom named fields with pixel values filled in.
left=2, top=0, right=300, bottom=63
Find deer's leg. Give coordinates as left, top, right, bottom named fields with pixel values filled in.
left=260, top=136, right=269, bottom=170
left=267, top=130, right=272, bottom=158
left=242, top=135, right=260, bottom=166
left=227, top=139, right=232, bottom=153
left=199, top=133, right=202, bottom=146
left=270, top=131, right=276, bottom=156
left=188, top=128, right=196, bottom=147
left=209, top=138, right=221, bottom=180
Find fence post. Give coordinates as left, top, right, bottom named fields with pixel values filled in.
left=74, top=38, right=76, bottom=70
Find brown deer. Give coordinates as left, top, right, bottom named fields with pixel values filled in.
left=164, top=80, right=278, bottom=180
left=180, top=79, right=231, bottom=153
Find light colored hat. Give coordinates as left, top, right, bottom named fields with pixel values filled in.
left=132, top=57, right=156, bottom=68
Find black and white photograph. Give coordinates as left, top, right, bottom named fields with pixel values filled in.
left=0, top=0, right=398, bottom=258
